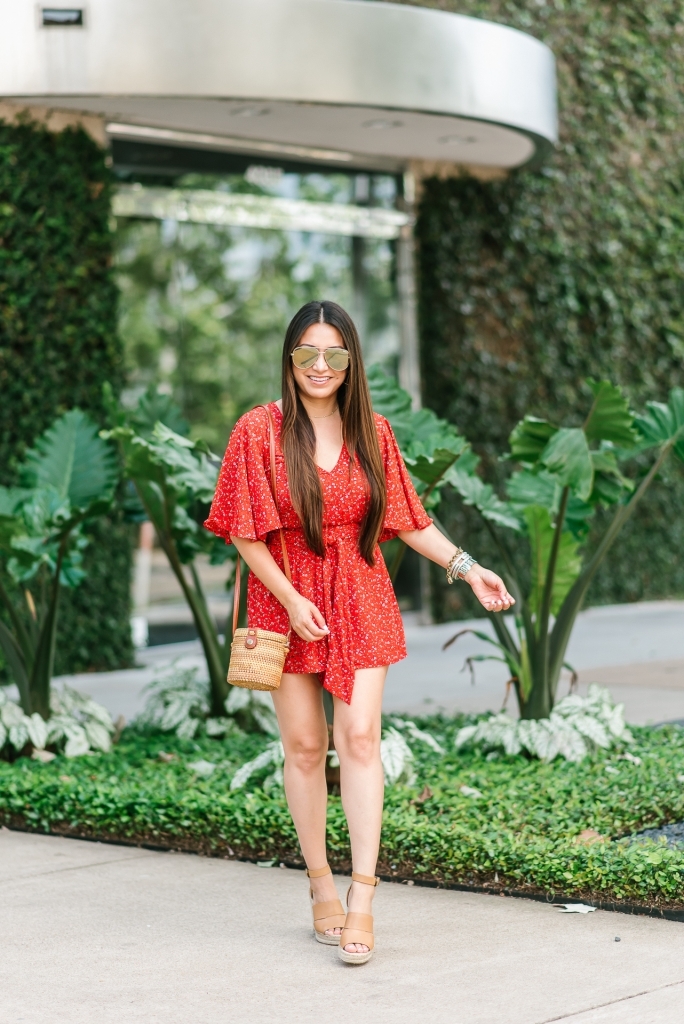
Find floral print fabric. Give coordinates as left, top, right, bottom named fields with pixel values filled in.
left=204, top=402, right=432, bottom=703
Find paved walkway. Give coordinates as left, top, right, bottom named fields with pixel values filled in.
left=2, top=829, right=683, bottom=1024
left=54, top=600, right=684, bottom=726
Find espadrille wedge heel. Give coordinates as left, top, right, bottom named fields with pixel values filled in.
left=307, top=866, right=346, bottom=945
left=338, top=872, right=379, bottom=965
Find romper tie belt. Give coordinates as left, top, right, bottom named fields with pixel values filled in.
left=281, top=522, right=361, bottom=704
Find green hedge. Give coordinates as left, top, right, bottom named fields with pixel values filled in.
left=53, top=513, right=136, bottom=676
left=0, top=118, right=132, bottom=672
left=405, top=1, right=684, bottom=618
left=2, top=721, right=684, bottom=906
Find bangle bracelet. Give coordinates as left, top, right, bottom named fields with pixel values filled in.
left=456, top=554, right=478, bottom=580
left=446, top=551, right=477, bottom=583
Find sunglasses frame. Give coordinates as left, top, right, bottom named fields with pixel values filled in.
left=290, top=345, right=350, bottom=372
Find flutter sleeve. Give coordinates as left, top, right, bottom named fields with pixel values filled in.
left=377, top=415, right=433, bottom=542
left=204, top=408, right=282, bottom=544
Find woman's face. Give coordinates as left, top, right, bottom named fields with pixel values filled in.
left=291, top=322, right=348, bottom=402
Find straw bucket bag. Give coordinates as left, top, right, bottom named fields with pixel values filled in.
left=227, top=405, right=292, bottom=691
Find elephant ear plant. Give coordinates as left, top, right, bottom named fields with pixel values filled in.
left=445, top=381, right=684, bottom=723
left=371, top=370, right=684, bottom=756
left=0, top=410, right=118, bottom=756
left=103, top=388, right=236, bottom=719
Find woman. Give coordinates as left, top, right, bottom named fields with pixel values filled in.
left=205, top=300, right=513, bottom=964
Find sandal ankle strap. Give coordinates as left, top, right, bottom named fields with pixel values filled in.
left=351, top=872, right=380, bottom=887
left=306, top=865, right=331, bottom=879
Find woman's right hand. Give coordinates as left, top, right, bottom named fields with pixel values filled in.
left=285, top=592, right=329, bottom=642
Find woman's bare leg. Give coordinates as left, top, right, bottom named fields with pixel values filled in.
left=271, top=672, right=342, bottom=936
left=333, top=665, right=387, bottom=954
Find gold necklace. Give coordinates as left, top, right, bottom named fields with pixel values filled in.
left=309, top=409, right=339, bottom=420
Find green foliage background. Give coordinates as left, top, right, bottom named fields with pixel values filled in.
left=0, top=119, right=132, bottom=674
left=397, top=0, right=684, bottom=618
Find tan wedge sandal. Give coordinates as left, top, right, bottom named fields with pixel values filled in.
left=307, top=865, right=346, bottom=946
left=338, top=872, right=380, bottom=965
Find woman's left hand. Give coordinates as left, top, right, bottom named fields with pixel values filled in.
left=464, top=565, right=515, bottom=613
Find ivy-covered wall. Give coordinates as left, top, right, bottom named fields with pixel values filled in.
left=0, top=118, right=133, bottom=671
left=402, top=0, right=684, bottom=618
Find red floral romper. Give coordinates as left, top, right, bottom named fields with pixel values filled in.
left=204, top=402, right=432, bottom=703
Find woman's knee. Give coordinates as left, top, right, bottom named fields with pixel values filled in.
left=285, top=732, right=328, bottom=774
left=335, top=723, right=379, bottom=767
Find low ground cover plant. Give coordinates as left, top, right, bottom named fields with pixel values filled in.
left=2, top=715, right=684, bottom=908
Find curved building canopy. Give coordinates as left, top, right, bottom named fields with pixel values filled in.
left=0, top=0, right=557, bottom=170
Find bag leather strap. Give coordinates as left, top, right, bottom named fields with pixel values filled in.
left=232, top=404, right=291, bottom=636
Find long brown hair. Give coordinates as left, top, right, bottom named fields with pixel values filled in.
left=280, top=300, right=386, bottom=566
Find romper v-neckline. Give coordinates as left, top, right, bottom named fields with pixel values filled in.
left=317, top=442, right=347, bottom=475
left=271, top=401, right=346, bottom=475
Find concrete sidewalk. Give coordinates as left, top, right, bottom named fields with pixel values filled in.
left=2, top=829, right=683, bottom=1024
left=53, top=599, right=684, bottom=726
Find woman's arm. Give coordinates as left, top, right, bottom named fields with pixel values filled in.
left=397, top=523, right=515, bottom=613
left=231, top=536, right=329, bottom=642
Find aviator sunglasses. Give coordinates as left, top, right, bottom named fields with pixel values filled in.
left=291, top=345, right=350, bottom=372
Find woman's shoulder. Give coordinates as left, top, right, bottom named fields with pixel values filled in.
left=373, top=411, right=394, bottom=444
left=231, top=403, right=277, bottom=438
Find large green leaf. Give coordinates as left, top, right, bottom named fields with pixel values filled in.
left=106, top=424, right=218, bottom=504
left=449, top=466, right=522, bottom=531
left=22, top=409, right=118, bottom=512
left=368, top=366, right=465, bottom=457
left=634, top=387, right=684, bottom=462
left=508, top=417, right=558, bottom=464
left=589, top=449, right=635, bottom=506
left=367, top=364, right=413, bottom=437
left=540, top=428, right=594, bottom=501
left=0, top=488, right=28, bottom=519
left=524, top=505, right=582, bottom=621
left=368, top=365, right=469, bottom=505
left=584, top=379, right=638, bottom=447
left=406, top=446, right=467, bottom=488
left=506, top=470, right=594, bottom=538
left=130, top=384, right=190, bottom=438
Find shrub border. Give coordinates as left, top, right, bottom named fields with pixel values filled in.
left=5, top=817, right=683, bottom=923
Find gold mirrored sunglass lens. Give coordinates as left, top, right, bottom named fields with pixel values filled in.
left=325, top=349, right=350, bottom=370
left=291, top=347, right=319, bottom=368
left=291, top=347, right=350, bottom=370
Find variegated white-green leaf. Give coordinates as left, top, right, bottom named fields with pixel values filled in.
left=64, top=728, right=90, bottom=758
left=224, top=688, right=251, bottom=713
left=230, top=741, right=284, bottom=791
left=9, top=722, right=29, bottom=751
left=205, top=717, right=229, bottom=737
left=380, top=727, right=415, bottom=785
left=454, top=686, right=630, bottom=763
left=389, top=717, right=445, bottom=754
left=26, top=712, right=49, bottom=750
left=176, top=716, right=201, bottom=740
left=2, top=699, right=27, bottom=727
left=84, top=719, right=112, bottom=752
